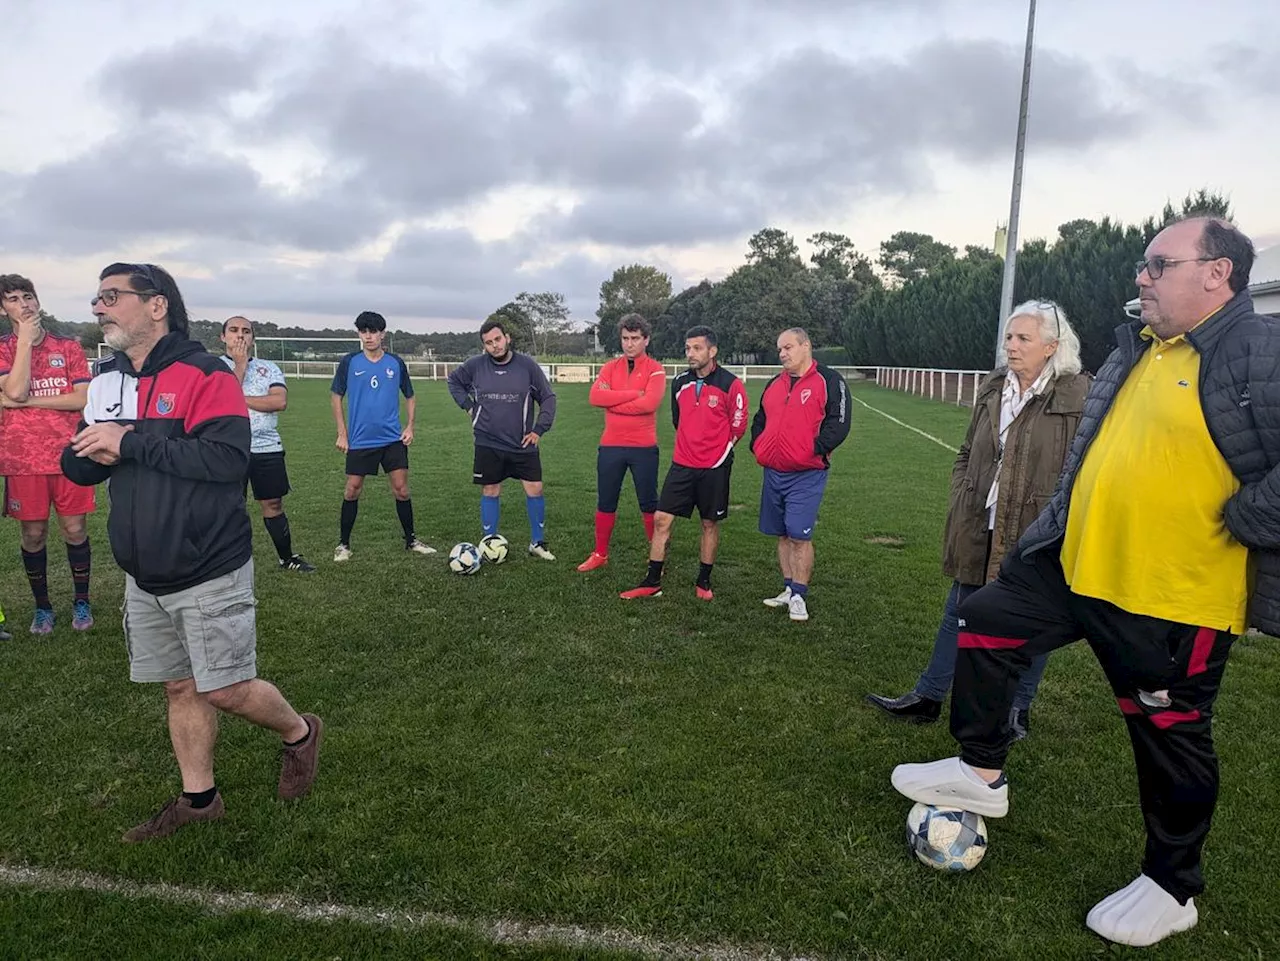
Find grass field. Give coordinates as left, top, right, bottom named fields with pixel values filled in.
left=1, top=379, right=1277, bottom=960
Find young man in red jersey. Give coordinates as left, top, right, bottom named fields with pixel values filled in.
left=0, top=275, right=95, bottom=635
left=577, top=313, right=666, bottom=571
left=621, top=326, right=748, bottom=600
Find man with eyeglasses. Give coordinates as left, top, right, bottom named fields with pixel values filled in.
left=0, top=274, right=96, bottom=635
left=62, top=263, right=322, bottom=842
left=893, top=216, right=1279, bottom=946
left=219, top=315, right=314, bottom=573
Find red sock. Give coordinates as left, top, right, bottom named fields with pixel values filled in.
left=594, top=511, right=616, bottom=556
left=642, top=512, right=655, bottom=542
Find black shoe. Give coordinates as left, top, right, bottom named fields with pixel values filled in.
left=1009, top=707, right=1030, bottom=741
left=281, top=555, right=317, bottom=573
left=864, top=691, right=942, bottom=724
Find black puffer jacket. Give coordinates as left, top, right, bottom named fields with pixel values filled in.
left=1018, top=290, right=1280, bottom=634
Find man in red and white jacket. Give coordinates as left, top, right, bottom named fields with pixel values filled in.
left=750, top=327, right=849, bottom=622
left=621, top=326, right=747, bottom=600
left=578, top=313, right=666, bottom=571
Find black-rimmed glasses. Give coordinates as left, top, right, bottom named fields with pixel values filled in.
left=1135, top=256, right=1216, bottom=280
left=91, top=263, right=162, bottom=307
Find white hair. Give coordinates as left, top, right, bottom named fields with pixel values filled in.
left=996, top=298, right=1083, bottom=377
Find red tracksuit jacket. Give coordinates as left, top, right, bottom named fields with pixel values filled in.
left=670, top=364, right=748, bottom=469
left=750, top=362, right=850, bottom=471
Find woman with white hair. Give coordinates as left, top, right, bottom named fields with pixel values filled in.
left=866, top=300, right=1092, bottom=739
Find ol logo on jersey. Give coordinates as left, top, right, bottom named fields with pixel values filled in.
left=49, top=354, right=66, bottom=368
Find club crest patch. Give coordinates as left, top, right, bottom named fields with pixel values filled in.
left=48, top=354, right=66, bottom=368
left=156, top=393, right=177, bottom=415
left=385, top=367, right=395, bottom=378
left=707, top=395, right=719, bottom=407
left=800, top=388, right=812, bottom=404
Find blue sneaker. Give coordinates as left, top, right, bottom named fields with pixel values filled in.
left=30, top=609, right=55, bottom=635
left=73, top=600, right=94, bottom=631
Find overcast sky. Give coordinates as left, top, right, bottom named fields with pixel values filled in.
left=3, top=0, right=1277, bottom=333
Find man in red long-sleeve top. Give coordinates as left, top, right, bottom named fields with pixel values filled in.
left=621, top=326, right=748, bottom=600
left=578, top=314, right=667, bottom=572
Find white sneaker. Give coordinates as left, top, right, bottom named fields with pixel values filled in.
left=1086, top=875, right=1198, bottom=947
left=528, top=541, right=556, bottom=561
left=890, top=756, right=1009, bottom=818
left=788, top=594, right=809, bottom=621
left=333, top=544, right=352, bottom=563
left=763, top=588, right=792, bottom=608
left=407, top=538, right=437, bottom=555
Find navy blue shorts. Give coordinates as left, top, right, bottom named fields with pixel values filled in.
left=597, top=445, right=659, bottom=513
left=758, top=468, right=828, bottom=540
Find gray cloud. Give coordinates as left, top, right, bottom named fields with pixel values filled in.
left=98, top=38, right=277, bottom=117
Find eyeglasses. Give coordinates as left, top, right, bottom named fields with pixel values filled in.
left=91, top=288, right=156, bottom=307
left=1134, top=256, right=1217, bottom=280
left=91, top=263, right=162, bottom=307
left=1035, top=300, right=1062, bottom=340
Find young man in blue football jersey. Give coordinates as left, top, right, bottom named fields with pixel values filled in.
left=446, top=318, right=557, bottom=560
left=221, top=316, right=314, bottom=572
left=329, top=311, right=435, bottom=562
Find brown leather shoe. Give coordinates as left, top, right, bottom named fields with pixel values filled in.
left=122, top=792, right=225, bottom=842
left=278, top=713, right=323, bottom=800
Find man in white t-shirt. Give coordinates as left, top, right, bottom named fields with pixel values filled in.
left=220, top=316, right=314, bottom=572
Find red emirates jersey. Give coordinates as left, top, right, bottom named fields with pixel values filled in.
left=0, top=332, right=92, bottom=476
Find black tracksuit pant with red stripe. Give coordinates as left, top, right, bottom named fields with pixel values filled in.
left=952, top=545, right=1235, bottom=904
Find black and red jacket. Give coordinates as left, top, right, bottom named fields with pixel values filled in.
left=670, top=364, right=748, bottom=469
left=61, top=331, right=252, bottom=595
left=750, top=362, right=850, bottom=471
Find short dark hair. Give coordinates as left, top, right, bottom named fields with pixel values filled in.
left=98, top=263, right=189, bottom=334
left=480, top=318, right=509, bottom=338
left=685, top=325, right=716, bottom=347
left=222, top=315, right=253, bottom=334
left=355, top=311, right=387, bottom=332
left=1190, top=217, right=1255, bottom=294
left=617, top=313, right=651, bottom=339
left=0, top=274, right=37, bottom=300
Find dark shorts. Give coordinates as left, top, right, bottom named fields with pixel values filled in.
left=345, top=441, right=409, bottom=477
left=597, top=445, right=659, bottom=513
left=657, top=459, right=733, bottom=521
left=758, top=467, right=829, bottom=540
left=244, top=451, right=291, bottom=501
left=473, top=444, right=542, bottom=485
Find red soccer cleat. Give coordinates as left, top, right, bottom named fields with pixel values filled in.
left=577, top=552, right=609, bottom=572
left=619, top=584, right=662, bottom=599
left=695, top=586, right=714, bottom=601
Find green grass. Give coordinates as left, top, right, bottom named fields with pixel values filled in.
left=0, top=380, right=1276, bottom=960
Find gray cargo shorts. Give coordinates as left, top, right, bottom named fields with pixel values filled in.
left=123, top=559, right=258, bottom=693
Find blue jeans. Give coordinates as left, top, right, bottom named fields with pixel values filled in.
left=915, top=581, right=1048, bottom=710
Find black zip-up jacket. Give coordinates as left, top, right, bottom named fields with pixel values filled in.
left=1018, top=291, right=1280, bottom=633
left=61, top=331, right=252, bottom=595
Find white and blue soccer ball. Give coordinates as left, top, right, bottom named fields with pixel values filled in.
left=448, top=542, right=482, bottom=575
left=906, top=803, right=988, bottom=872
left=478, top=534, right=509, bottom=565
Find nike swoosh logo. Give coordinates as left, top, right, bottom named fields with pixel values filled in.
left=355, top=371, right=366, bottom=376
left=803, top=528, right=812, bottom=534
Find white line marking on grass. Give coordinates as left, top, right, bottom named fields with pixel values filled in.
left=851, top=396, right=959, bottom=454
left=0, top=863, right=827, bottom=961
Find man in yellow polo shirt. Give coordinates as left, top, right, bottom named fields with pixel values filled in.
left=892, top=215, right=1278, bottom=948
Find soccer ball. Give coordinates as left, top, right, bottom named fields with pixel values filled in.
left=479, top=534, right=510, bottom=564
left=448, top=542, right=482, bottom=575
left=906, top=803, right=988, bottom=872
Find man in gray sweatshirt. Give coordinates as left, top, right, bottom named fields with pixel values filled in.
left=447, top=318, right=557, bottom=559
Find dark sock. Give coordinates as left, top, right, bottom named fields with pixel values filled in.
left=182, top=786, right=218, bottom=809
left=988, top=772, right=1008, bottom=789
left=791, top=582, right=809, bottom=597
left=642, top=559, right=664, bottom=585
left=21, top=547, right=51, bottom=609
left=66, top=539, right=91, bottom=602
left=263, top=514, right=293, bottom=562
left=339, top=498, right=358, bottom=546
left=285, top=718, right=312, bottom=747
left=395, top=498, right=415, bottom=543
left=697, top=562, right=713, bottom=589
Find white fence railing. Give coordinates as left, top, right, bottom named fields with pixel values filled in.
left=871, top=367, right=992, bottom=407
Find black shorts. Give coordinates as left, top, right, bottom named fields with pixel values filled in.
left=345, top=441, right=410, bottom=477
left=657, top=458, right=733, bottom=520
left=245, top=451, right=291, bottom=501
left=473, top=444, right=542, bottom=485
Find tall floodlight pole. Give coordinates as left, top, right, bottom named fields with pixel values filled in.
left=996, top=0, right=1037, bottom=359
